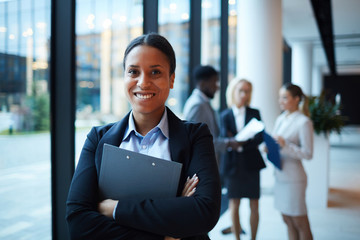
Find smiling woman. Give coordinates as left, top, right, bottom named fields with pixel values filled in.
left=124, top=45, right=175, bottom=133
left=66, top=33, right=221, bottom=240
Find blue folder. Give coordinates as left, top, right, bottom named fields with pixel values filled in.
left=263, top=131, right=281, bottom=170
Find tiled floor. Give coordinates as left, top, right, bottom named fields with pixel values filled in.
left=0, top=127, right=359, bottom=239
left=209, top=126, right=360, bottom=240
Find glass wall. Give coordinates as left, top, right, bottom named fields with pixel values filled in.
left=75, top=0, right=143, bottom=162
left=158, top=0, right=190, bottom=116
left=201, top=0, right=220, bottom=70
left=0, top=0, right=51, bottom=239
left=228, top=0, right=237, bottom=81
left=201, top=0, right=221, bottom=111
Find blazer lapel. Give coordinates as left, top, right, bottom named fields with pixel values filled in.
left=167, top=108, right=186, bottom=165
left=95, top=112, right=130, bottom=167
left=245, top=107, right=253, bottom=125
left=228, top=109, right=237, bottom=137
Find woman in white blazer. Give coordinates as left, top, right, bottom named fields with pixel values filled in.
left=272, top=83, right=314, bottom=240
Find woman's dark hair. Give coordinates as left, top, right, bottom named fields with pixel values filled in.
left=123, top=33, right=176, bottom=75
left=283, top=83, right=310, bottom=117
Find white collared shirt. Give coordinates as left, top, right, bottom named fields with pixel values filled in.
left=232, top=105, right=246, bottom=152
left=232, top=105, right=246, bottom=132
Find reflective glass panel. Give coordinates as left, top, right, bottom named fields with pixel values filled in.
left=228, top=0, right=237, bottom=81
left=201, top=0, right=220, bottom=70
left=158, top=0, right=190, bottom=116
left=201, top=0, right=221, bottom=111
left=0, top=1, right=51, bottom=239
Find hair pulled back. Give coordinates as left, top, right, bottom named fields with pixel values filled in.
left=283, top=83, right=310, bottom=117
left=123, top=33, right=176, bottom=76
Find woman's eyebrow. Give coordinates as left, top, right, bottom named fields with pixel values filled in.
left=128, top=64, right=139, bottom=68
left=150, top=64, right=164, bottom=68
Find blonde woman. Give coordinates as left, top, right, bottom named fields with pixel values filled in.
left=273, top=83, right=313, bottom=240
left=220, top=78, right=266, bottom=240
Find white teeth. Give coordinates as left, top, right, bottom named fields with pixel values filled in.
left=136, top=93, right=154, bottom=99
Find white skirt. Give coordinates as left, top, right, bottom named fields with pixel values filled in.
left=274, top=180, right=308, bottom=216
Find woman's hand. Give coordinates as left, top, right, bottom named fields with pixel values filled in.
left=98, top=199, right=119, bottom=218
left=182, top=174, right=198, bottom=197
left=274, top=135, right=286, bottom=148
left=262, top=145, right=268, bottom=153
left=164, top=237, right=180, bottom=240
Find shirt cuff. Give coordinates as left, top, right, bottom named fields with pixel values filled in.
left=113, top=202, right=118, bottom=220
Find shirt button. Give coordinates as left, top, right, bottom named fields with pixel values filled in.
left=142, top=145, right=147, bottom=149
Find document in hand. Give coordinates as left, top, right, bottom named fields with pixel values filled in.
left=235, top=118, right=265, bottom=142
left=263, top=131, right=281, bottom=170
left=99, top=143, right=183, bottom=200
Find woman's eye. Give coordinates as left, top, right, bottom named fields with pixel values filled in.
left=151, top=70, right=161, bottom=75
left=128, top=69, right=139, bottom=75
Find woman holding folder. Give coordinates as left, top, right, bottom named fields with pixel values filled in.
left=272, top=83, right=314, bottom=240
left=66, top=33, right=221, bottom=240
left=220, top=78, right=266, bottom=240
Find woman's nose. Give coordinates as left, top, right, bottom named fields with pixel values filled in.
left=137, top=74, right=151, bottom=89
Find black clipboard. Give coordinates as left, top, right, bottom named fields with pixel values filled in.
left=99, top=143, right=183, bottom=200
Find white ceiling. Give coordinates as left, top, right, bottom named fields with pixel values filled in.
left=282, top=0, right=360, bottom=74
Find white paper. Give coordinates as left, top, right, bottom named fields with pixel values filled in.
left=235, top=118, right=265, bottom=141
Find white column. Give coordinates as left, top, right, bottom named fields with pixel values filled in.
left=236, top=0, right=282, bottom=132
left=100, top=29, right=112, bottom=115
left=303, top=134, right=330, bottom=209
left=291, top=42, right=313, bottom=95
left=312, top=65, right=323, bottom=96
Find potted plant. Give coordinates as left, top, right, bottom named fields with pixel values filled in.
left=308, top=92, right=345, bottom=136
left=304, top=91, right=345, bottom=208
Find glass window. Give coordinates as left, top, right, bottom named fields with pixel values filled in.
left=158, top=0, right=190, bottom=116
left=228, top=0, right=237, bottom=81
left=201, top=0, right=220, bottom=69
left=201, top=0, right=221, bottom=111
left=0, top=1, right=51, bottom=239
left=75, top=0, right=143, bottom=164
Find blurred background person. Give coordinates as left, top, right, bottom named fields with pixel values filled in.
left=272, top=83, right=313, bottom=240
left=183, top=65, right=242, bottom=167
left=220, top=78, right=266, bottom=240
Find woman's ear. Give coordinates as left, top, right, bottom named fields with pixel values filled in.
left=170, top=73, right=175, bottom=89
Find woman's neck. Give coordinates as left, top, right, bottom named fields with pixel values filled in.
left=287, top=107, right=299, bottom=114
left=132, top=109, right=165, bottom=136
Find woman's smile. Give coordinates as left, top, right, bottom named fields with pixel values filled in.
left=134, top=92, right=156, bottom=99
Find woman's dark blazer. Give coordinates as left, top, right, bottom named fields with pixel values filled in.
left=220, top=107, right=266, bottom=178
left=66, top=107, right=221, bottom=240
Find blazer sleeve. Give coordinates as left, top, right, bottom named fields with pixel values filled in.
left=66, top=127, right=163, bottom=240
left=281, top=118, right=314, bottom=160
left=219, top=110, right=233, bottom=138
left=113, top=123, right=221, bottom=239
left=187, top=103, right=228, bottom=153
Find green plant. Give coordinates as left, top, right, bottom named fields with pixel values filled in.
left=24, top=82, right=50, bottom=132
left=308, top=92, right=345, bottom=135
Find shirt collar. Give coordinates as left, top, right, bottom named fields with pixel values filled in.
left=123, top=109, right=170, bottom=140
left=232, top=105, right=246, bottom=116
left=194, top=88, right=210, bottom=102
left=284, top=110, right=301, bottom=119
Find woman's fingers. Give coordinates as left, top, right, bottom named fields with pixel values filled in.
left=182, top=174, right=199, bottom=197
